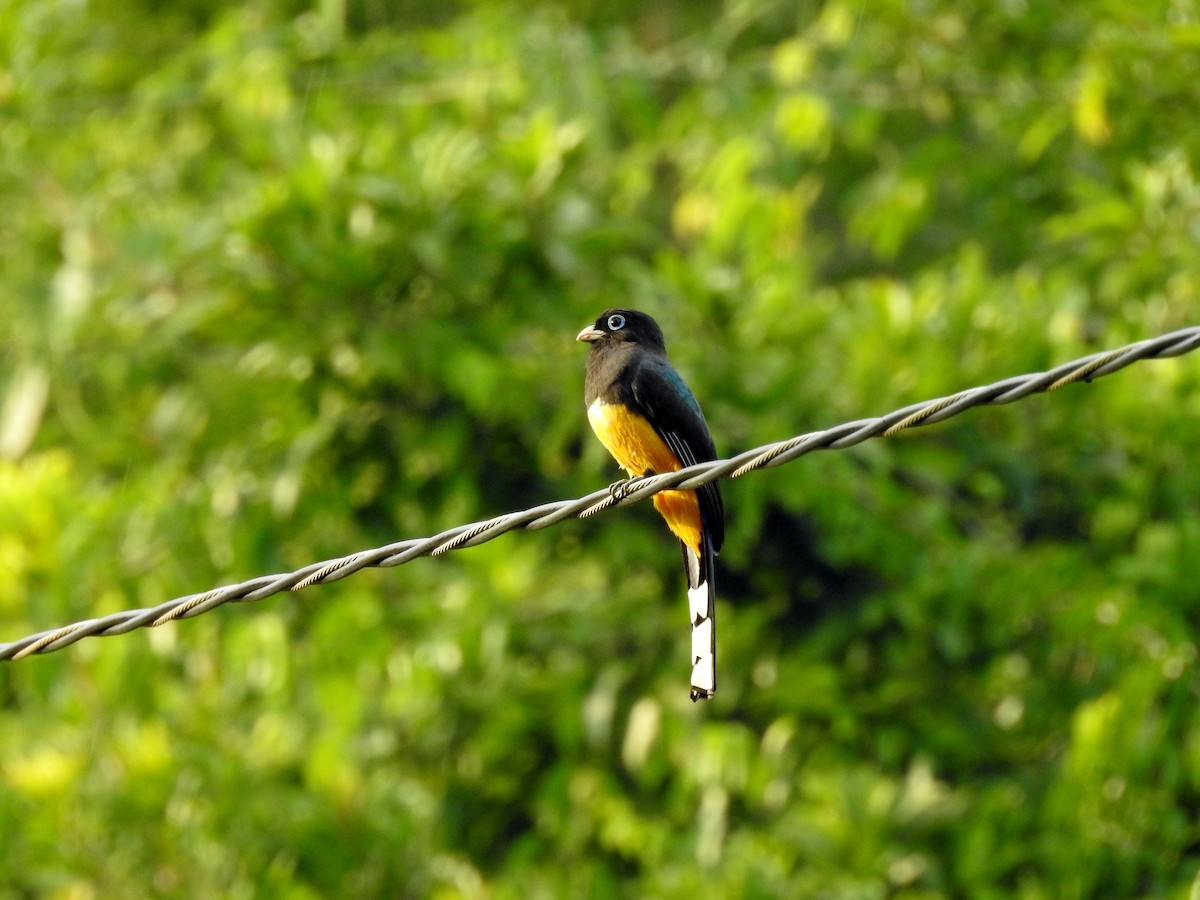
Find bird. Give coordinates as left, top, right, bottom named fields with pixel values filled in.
left=576, top=309, right=725, bottom=701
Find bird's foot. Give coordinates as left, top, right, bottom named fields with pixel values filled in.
left=608, top=475, right=649, bottom=501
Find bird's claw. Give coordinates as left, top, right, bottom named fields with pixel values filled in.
left=608, top=475, right=649, bottom=501
left=608, top=478, right=631, bottom=500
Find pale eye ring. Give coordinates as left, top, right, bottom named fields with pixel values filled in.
left=607, top=314, right=626, bottom=331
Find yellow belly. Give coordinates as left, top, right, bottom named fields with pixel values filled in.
left=587, top=400, right=703, bottom=556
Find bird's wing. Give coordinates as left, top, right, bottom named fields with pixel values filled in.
left=630, top=356, right=725, bottom=554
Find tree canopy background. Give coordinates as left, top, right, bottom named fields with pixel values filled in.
left=2, top=0, right=1199, bottom=895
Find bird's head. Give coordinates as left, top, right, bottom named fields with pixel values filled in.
left=576, top=309, right=667, bottom=354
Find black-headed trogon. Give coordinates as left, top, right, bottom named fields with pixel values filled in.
left=577, top=309, right=725, bottom=701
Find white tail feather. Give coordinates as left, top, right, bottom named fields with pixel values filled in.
left=688, top=579, right=708, bottom=622
left=684, top=541, right=716, bottom=701
left=691, top=657, right=714, bottom=693
left=691, top=617, right=712, bottom=660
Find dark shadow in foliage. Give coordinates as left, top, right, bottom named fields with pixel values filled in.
left=724, top=501, right=880, bottom=634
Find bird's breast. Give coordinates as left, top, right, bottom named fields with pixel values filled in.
left=586, top=399, right=704, bottom=557
left=587, top=399, right=678, bottom=476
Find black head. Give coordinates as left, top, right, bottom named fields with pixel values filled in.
left=576, top=309, right=667, bottom=354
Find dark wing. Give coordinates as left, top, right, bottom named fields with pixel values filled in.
left=627, top=355, right=725, bottom=554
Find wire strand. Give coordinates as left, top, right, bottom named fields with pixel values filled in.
left=3, top=325, right=1198, bottom=661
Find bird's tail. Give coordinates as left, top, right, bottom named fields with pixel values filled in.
left=683, top=531, right=716, bottom=701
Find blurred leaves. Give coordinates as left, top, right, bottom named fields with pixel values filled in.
left=2, top=0, right=1200, bottom=896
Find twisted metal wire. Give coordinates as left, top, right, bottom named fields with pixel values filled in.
left=3, top=325, right=1198, bottom=661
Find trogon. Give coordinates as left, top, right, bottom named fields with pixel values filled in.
left=577, top=309, right=725, bottom=701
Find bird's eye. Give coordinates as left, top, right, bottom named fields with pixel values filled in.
left=607, top=314, right=626, bottom=331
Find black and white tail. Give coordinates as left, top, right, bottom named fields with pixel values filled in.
left=683, top=532, right=716, bottom=701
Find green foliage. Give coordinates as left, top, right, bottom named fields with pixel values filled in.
left=2, top=0, right=1199, bottom=895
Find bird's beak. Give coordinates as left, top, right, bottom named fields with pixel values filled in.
left=576, top=326, right=604, bottom=343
